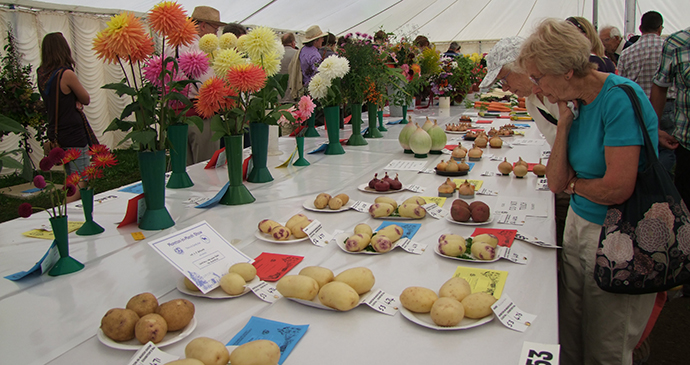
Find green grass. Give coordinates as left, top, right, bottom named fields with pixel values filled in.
left=0, top=149, right=143, bottom=223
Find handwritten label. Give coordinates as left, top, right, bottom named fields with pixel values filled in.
left=519, top=342, right=560, bottom=365
left=249, top=281, right=282, bottom=303
left=350, top=200, right=372, bottom=213
left=481, top=171, right=496, bottom=176
left=536, top=178, right=549, bottom=191
left=491, top=294, right=536, bottom=332
left=405, top=184, right=425, bottom=193
left=497, top=246, right=529, bottom=264
left=477, top=187, right=499, bottom=196
left=397, top=238, right=427, bottom=254
left=303, top=220, right=330, bottom=247
left=363, top=289, right=399, bottom=315
left=541, top=150, right=551, bottom=159
left=422, top=203, right=446, bottom=219
left=384, top=160, right=428, bottom=171
left=496, top=212, right=526, bottom=226
left=418, top=168, right=435, bottom=174
left=514, top=232, right=559, bottom=249
left=75, top=194, right=118, bottom=208
left=127, top=342, right=179, bottom=365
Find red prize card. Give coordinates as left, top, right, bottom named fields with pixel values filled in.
left=476, top=120, right=493, bottom=124
left=252, top=252, right=304, bottom=281
left=512, top=162, right=538, bottom=171
left=205, top=147, right=225, bottom=169
left=445, top=144, right=458, bottom=150
left=471, top=228, right=518, bottom=247
left=344, top=115, right=352, bottom=124
left=118, top=193, right=145, bottom=228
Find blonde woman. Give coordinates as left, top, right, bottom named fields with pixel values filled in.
left=516, top=19, right=658, bottom=364
left=566, top=16, right=616, bottom=73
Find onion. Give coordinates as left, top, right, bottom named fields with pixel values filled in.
left=427, top=121, right=447, bottom=151
left=422, top=117, right=435, bottom=131
left=398, top=122, right=418, bottom=150
left=409, top=125, right=432, bottom=157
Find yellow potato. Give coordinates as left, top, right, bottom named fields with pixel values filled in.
left=135, top=313, right=168, bottom=344
left=461, top=292, right=497, bottom=319
left=438, top=277, right=472, bottom=302
left=228, top=262, right=257, bottom=282
left=229, top=340, right=281, bottom=365
left=183, top=277, right=201, bottom=292
left=299, top=266, right=334, bottom=289
left=398, top=203, right=426, bottom=219
left=164, top=359, right=205, bottom=365
left=430, top=297, right=465, bottom=326
left=403, top=196, right=426, bottom=205
left=345, top=233, right=371, bottom=252
left=471, top=242, right=496, bottom=260
left=258, top=219, right=281, bottom=234
left=271, top=226, right=291, bottom=241
left=185, top=337, right=230, bottom=365
left=276, top=275, right=319, bottom=300
left=156, top=299, right=195, bottom=331
left=220, top=272, right=246, bottom=295
left=285, top=214, right=309, bottom=229
left=318, top=281, right=360, bottom=311
left=472, top=233, right=499, bottom=248
left=126, top=292, right=159, bottom=318
left=101, top=308, right=139, bottom=342
left=400, top=286, right=438, bottom=313
left=370, top=235, right=394, bottom=253
left=334, top=193, right=349, bottom=206
left=314, top=193, right=331, bottom=209
left=290, top=219, right=312, bottom=239
left=328, top=197, right=343, bottom=210
left=368, top=202, right=394, bottom=218
left=437, top=234, right=466, bottom=257
left=334, top=267, right=375, bottom=295
left=374, top=196, right=398, bottom=210
left=353, top=223, right=372, bottom=237
left=376, top=224, right=403, bottom=242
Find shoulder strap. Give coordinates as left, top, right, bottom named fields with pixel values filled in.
left=612, top=84, right=658, bottom=167
left=53, top=69, right=65, bottom=140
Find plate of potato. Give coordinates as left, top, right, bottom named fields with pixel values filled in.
left=177, top=277, right=257, bottom=299
left=335, top=223, right=405, bottom=254
left=434, top=233, right=500, bottom=262
left=445, top=213, right=493, bottom=226
left=98, top=316, right=197, bottom=350
left=256, top=214, right=312, bottom=244
left=277, top=267, right=376, bottom=311
left=400, top=306, right=493, bottom=330
left=303, top=193, right=353, bottom=212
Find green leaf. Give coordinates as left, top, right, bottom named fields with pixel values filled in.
left=123, top=129, right=157, bottom=147
left=102, top=82, right=137, bottom=96
left=0, top=114, right=28, bottom=134
left=186, top=116, right=203, bottom=131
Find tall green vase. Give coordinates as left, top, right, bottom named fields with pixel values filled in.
left=364, top=103, right=383, bottom=138
left=304, top=114, right=320, bottom=137
left=247, top=123, right=273, bottom=183
left=76, top=188, right=104, bottom=236
left=347, top=103, right=367, bottom=146
left=138, top=150, right=175, bottom=230
left=166, top=124, right=193, bottom=189
left=377, top=110, right=388, bottom=131
left=401, top=105, right=408, bottom=124
left=48, top=215, right=84, bottom=276
left=220, top=135, right=255, bottom=205
left=293, top=137, right=310, bottom=166
left=325, top=105, right=345, bottom=155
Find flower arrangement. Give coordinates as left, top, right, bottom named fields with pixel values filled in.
left=63, top=145, right=118, bottom=190
left=94, top=1, right=203, bottom=151
left=429, top=57, right=455, bottom=96
left=195, top=26, right=293, bottom=139
left=338, top=33, right=389, bottom=105
left=277, top=95, right=316, bottom=134
left=308, top=55, right=350, bottom=107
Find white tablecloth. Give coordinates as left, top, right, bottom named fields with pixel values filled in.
left=0, top=105, right=558, bottom=365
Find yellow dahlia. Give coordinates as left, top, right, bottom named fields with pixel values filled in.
left=219, top=33, right=238, bottom=50
left=199, top=34, right=219, bottom=54
left=235, top=35, right=246, bottom=52
left=251, top=49, right=281, bottom=77
left=212, top=48, right=246, bottom=77
left=241, top=26, right=277, bottom=60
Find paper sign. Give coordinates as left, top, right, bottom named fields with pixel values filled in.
left=350, top=200, right=372, bottom=213
left=495, top=197, right=548, bottom=217
left=541, top=150, right=551, bottom=159
left=477, top=187, right=499, bottom=196
left=4, top=242, right=59, bottom=281
left=375, top=221, right=421, bottom=239
left=363, top=289, right=399, bottom=315
left=481, top=171, right=496, bottom=176
left=497, top=246, right=529, bottom=264
left=302, top=220, right=331, bottom=247
left=452, top=179, right=483, bottom=190
left=452, top=266, right=508, bottom=298
left=419, top=168, right=435, bottom=174
left=195, top=182, right=230, bottom=208
left=491, top=294, right=537, bottom=332
left=227, top=317, right=308, bottom=365
left=396, top=238, right=427, bottom=254
left=422, top=196, right=446, bottom=207
left=75, top=194, right=118, bottom=208
left=421, top=203, right=446, bottom=219
left=471, top=228, right=517, bottom=247
left=253, top=252, right=303, bottom=282
left=22, top=221, right=84, bottom=239
left=405, top=184, right=425, bottom=193
left=536, top=178, right=549, bottom=191
left=118, top=194, right=145, bottom=227
left=119, top=182, right=144, bottom=194
left=127, top=342, right=179, bottom=365
left=518, top=342, right=561, bottom=365
left=497, top=212, right=526, bottom=226
left=514, top=232, right=559, bottom=249
left=384, top=160, right=428, bottom=171
left=148, top=221, right=253, bottom=293
left=511, top=139, right=545, bottom=146
left=249, top=281, right=282, bottom=303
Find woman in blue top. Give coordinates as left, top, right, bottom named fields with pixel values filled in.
left=517, top=19, right=658, bottom=365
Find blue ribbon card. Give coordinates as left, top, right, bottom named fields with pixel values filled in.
left=227, top=316, right=308, bottom=365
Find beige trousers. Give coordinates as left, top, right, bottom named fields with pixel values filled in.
left=559, top=206, right=655, bottom=365
left=187, top=118, right=219, bottom=166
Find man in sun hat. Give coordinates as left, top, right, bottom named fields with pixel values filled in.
left=191, top=6, right=226, bottom=36
left=288, top=25, right=328, bottom=99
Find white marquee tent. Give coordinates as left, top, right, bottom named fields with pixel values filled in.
left=1, top=0, right=688, bottom=161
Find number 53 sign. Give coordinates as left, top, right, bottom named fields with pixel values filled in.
left=518, top=342, right=560, bottom=365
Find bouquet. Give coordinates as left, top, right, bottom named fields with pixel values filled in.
left=308, top=55, right=350, bottom=107
left=277, top=95, right=316, bottom=135
left=18, top=148, right=79, bottom=218
left=64, top=145, right=118, bottom=190
left=429, top=57, right=455, bottom=96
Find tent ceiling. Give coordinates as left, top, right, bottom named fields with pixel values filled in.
left=5, top=0, right=689, bottom=42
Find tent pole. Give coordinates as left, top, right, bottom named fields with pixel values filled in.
left=624, top=0, right=637, bottom=37
left=592, top=0, right=599, bottom=30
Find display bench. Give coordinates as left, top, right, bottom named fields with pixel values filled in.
left=0, top=105, right=559, bottom=365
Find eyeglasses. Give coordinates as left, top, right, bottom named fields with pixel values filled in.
left=566, top=17, right=586, bottom=35
left=529, top=74, right=546, bottom=86
left=498, top=71, right=511, bottom=86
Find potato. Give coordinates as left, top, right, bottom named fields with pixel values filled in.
left=452, top=199, right=470, bottom=210
left=354, top=223, right=373, bottom=237
left=345, top=233, right=371, bottom=252
left=334, top=267, right=375, bottom=295
left=101, top=308, right=139, bottom=342
left=430, top=297, right=465, bottom=327
left=271, top=226, right=291, bottom=240
left=399, top=286, right=438, bottom=313
left=229, top=262, right=257, bottom=282
left=437, top=234, right=466, bottom=257
left=229, top=340, right=281, bottom=365
left=472, top=233, right=499, bottom=248
left=313, top=193, right=331, bottom=209
left=376, top=224, right=403, bottom=242
left=471, top=242, right=496, bottom=260
left=276, top=275, right=319, bottom=300
left=438, top=277, right=472, bottom=302
left=398, top=203, right=426, bottom=219
left=185, top=337, right=230, bottom=365
left=370, top=235, right=394, bottom=253
left=334, top=193, right=349, bottom=206
left=461, top=292, right=497, bottom=319
left=156, top=299, right=195, bottom=331
left=135, top=313, right=168, bottom=344
left=450, top=205, right=471, bottom=222
left=328, top=197, right=343, bottom=210
left=258, top=219, right=281, bottom=234
left=165, top=359, right=205, bottom=365
left=374, top=196, right=398, bottom=210
left=469, top=201, right=490, bottom=222
left=285, top=214, right=309, bottom=229
left=318, top=281, right=360, bottom=311
left=299, top=266, right=334, bottom=289
left=220, top=272, right=246, bottom=295
left=403, top=196, right=426, bottom=205
left=183, top=277, right=201, bottom=291
left=126, top=292, right=159, bottom=317
left=369, top=202, right=394, bottom=218
left=290, top=219, right=312, bottom=239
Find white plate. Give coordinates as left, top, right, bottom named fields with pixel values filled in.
left=97, top=317, right=197, bottom=350
left=255, top=229, right=310, bottom=244
left=444, top=130, right=469, bottom=134
left=176, top=277, right=255, bottom=299
left=302, top=197, right=354, bottom=213
left=285, top=291, right=368, bottom=311
left=444, top=214, right=493, bottom=226
left=433, top=243, right=500, bottom=263
left=357, top=183, right=404, bottom=194
left=399, top=306, right=493, bottom=331
left=334, top=232, right=399, bottom=255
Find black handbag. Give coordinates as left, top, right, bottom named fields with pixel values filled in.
left=594, top=84, right=690, bottom=294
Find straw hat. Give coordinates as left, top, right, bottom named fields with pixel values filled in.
left=303, top=25, right=327, bottom=43
left=191, top=6, right=226, bottom=27
left=479, top=36, right=525, bottom=90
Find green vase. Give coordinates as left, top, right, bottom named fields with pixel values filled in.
left=293, top=137, right=310, bottom=166
left=325, top=105, right=345, bottom=155
left=347, top=103, right=367, bottom=146
left=377, top=110, right=388, bottom=131
left=220, top=135, right=255, bottom=205
left=48, top=215, right=84, bottom=276
left=76, top=188, right=104, bottom=236
left=247, top=123, right=273, bottom=183
left=304, top=114, right=320, bottom=137
left=166, top=124, right=193, bottom=189
left=401, top=105, right=408, bottom=124
left=364, top=103, right=383, bottom=138
left=138, top=150, right=175, bottom=230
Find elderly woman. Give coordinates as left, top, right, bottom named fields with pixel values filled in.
left=516, top=19, right=658, bottom=364
left=565, top=16, right=616, bottom=73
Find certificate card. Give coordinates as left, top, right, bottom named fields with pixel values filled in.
left=148, top=221, right=252, bottom=293
left=383, top=160, right=428, bottom=171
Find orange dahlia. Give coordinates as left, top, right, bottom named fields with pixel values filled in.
left=227, top=63, right=266, bottom=93
left=93, top=31, right=119, bottom=64
left=166, top=17, right=198, bottom=48
left=148, top=1, right=187, bottom=36
left=195, top=77, right=237, bottom=118
left=92, top=152, right=118, bottom=168
left=103, top=13, right=153, bottom=62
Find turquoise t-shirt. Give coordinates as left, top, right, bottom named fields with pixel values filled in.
left=567, top=74, right=659, bottom=225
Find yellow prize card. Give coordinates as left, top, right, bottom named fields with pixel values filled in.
left=422, top=196, right=446, bottom=207
left=452, top=266, right=508, bottom=299
left=22, top=221, right=84, bottom=239
left=452, top=179, right=484, bottom=191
